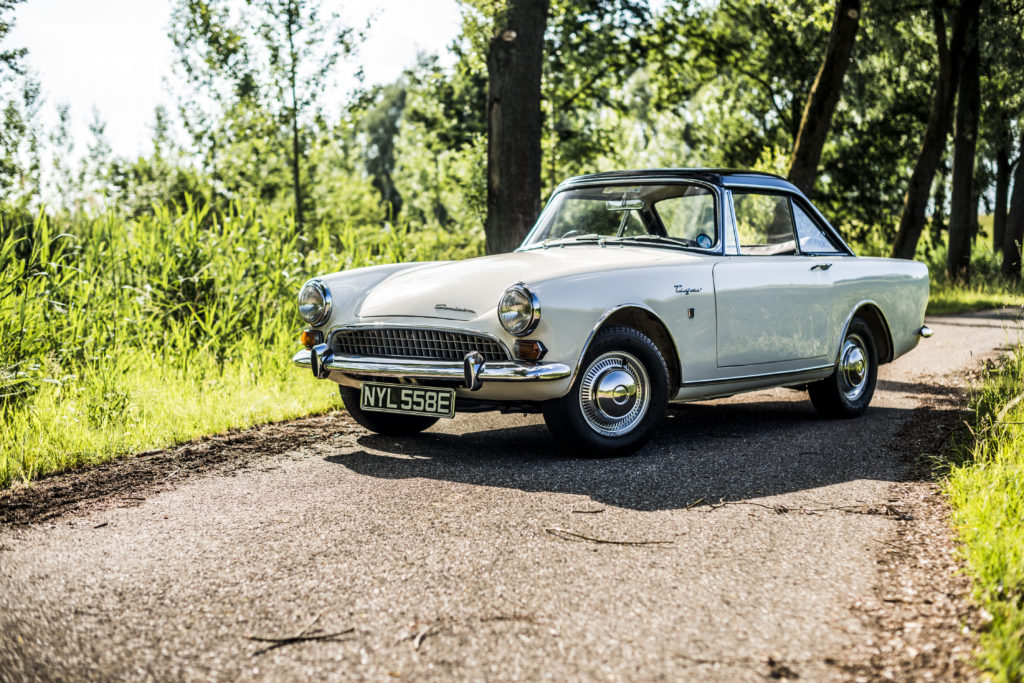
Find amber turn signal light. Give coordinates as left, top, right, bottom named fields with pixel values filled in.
left=300, top=329, right=323, bottom=349
left=514, top=340, right=547, bottom=361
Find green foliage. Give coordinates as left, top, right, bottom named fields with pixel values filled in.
left=0, top=74, right=41, bottom=203
left=0, top=0, right=26, bottom=76
left=168, top=0, right=360, bottom=223
left=946, top=349, right=1024, bottom=681
left=650, top=0, right=832, bottom=167
left=815, top=2, right=937, bottom=241
left=0, top=199, right=483, bottom=487
left=540, top=0, right=652, bottom=189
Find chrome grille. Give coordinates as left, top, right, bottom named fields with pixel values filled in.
left=331, top=328, right=509, bottom=362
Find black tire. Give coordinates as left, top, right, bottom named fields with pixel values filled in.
left=339, top=386, right=439, bottom=436
left=542, top=325, right=670, bottom=458
left=808, top=317, right=878, bottom=418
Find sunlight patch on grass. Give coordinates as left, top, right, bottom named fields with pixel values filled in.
left=927, top=284, right=1022, bottom=316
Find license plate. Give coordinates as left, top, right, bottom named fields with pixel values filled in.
left=360, top=382, right=456, bottom=419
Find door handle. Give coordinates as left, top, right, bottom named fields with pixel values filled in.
left=810, top=263, right=832, bottom=271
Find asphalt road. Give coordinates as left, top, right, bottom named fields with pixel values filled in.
left=1, top=309, right=1021, bottom=681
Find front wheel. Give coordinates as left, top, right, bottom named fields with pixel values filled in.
left=542, top=325, right=670, bottom=458
left=808, top=317, right=878, bottom=418
left=339, top=386, right=439, bottom=435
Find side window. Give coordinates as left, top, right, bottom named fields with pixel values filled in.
left=732, top=192, right=796, bottom=255
left=793, top=202, right=843, bottom=254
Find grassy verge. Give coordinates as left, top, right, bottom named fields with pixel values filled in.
left=927, top=282, right=1022, bottom=316
left=945, top=348, right=1024, bottom=681
left=0, top=202, right=483, bottom=488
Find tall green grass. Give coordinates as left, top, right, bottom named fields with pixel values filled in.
left=924, top=238, right=1023, bottom=315
left=946, top=349, right=1024, bottom=681
left=0, top=201, right=483, bottom=487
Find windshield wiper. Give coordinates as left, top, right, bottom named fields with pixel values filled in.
left=616, top=234, right=696, bottom=248
left=535, top=233, right=604, bottom=248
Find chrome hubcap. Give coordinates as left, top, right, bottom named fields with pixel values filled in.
left=839, top=333, right=869, bottom=401
left=579, top=352, right=650, bottom=437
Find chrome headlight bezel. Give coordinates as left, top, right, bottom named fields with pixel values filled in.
left=298, top=279, right=332, bottom=326
left=497, top=283, right=540, bottom=337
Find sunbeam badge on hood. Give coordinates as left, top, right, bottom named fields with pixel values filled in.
left=434, top=304, right=476, bottom=315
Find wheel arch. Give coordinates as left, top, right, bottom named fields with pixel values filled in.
left=576, top=305, right=682, bottom=390
left=841, top=301, right=894, bottom=365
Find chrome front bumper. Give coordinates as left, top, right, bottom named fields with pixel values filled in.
left=291, top=349, right=571, bottom=383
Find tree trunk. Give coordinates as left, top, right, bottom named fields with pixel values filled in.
left=890, top=0, right=977, bottom=260
left=287, top=2, right=303, bottom=230
left=946, top=7, right=980, bottom=283
left=785, top=0, right=861, bottom=195
left=929, top=160, right=949, bottom=249
left=993, top=144, right=1010, bottom=254
left=485, top=0, right=550, bottom=255
left=1002, top=132, right=1024, bottom=280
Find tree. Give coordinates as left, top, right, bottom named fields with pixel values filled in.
left=48, top=103, right=78, bottom=210
left=0, top=0, right=40, bottom=205
left=0, top=0, right=26, bottom=77
left=484, top=0, right=550, bottom=254
left=354, top=81, right=407, bottom=218
left=0, top=76, right=41, bottom=202
left=946, top=4, right=980, bottom=282
left=812, top=2, right=938, bottom=242
left=991, top=131, right=1017, bottom=254
left=169, top=0, right=253, bottom=186
left=251, top=0, right=357, bottom=228
left=1002, top=131, right=1024, bottom=279
left=540, top=0, right=651, bottom=189
left=979, top=0, right=1024, bottom=254
left=168, top=0, right=359, bottom=225
left=785, top=0, right=861, bottom=194
left=391, top=53, right=489, bottom=232
left=650, top=1, right=836, bottom=169
left=890, top=0, right=979, bottom=260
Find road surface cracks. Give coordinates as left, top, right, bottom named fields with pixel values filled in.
left=1, top=309, right=1020, bottom=681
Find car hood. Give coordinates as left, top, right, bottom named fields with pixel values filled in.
left=356, top=246, right=696, bottom=320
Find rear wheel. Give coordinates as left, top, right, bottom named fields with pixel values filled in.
left=543, top=325, right=670, bottom=457
left=808, top=317, right=878, bottom=418
left=339, top=386, right=439, bottom=435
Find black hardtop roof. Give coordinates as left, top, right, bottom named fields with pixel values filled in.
left=558, top=168, right=800, bottom=193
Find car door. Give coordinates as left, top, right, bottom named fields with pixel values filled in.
left=713, top=191, right=842, bottom=368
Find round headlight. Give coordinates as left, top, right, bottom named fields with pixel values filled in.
left=498, top=283, right=540, bottom=337
left=298, top=280, right=332, bottom=325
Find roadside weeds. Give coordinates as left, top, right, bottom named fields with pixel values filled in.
left=944, top=351, right=1024, bottom=681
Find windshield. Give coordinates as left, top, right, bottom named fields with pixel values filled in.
left=522, top=183, right=718, bottom=251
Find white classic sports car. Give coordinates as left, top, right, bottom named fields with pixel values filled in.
left=294, top=169, right=931, bottom=457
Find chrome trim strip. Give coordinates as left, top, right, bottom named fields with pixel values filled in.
left=681, top=363, right=834, bottom=386
left=724, top=189, right=740, bottom=255
left=292, top=350, right=570, bottom=382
